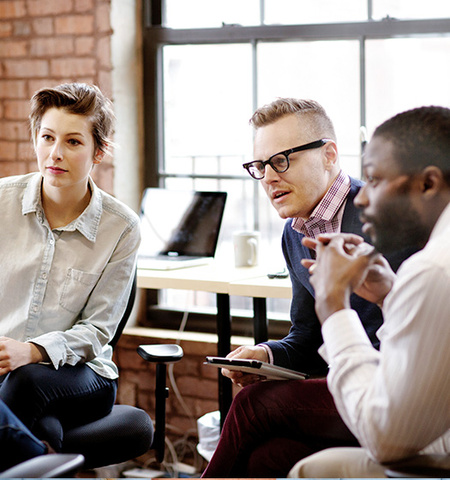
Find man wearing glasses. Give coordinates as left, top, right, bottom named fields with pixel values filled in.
left=202, top=98, right=415, bottom=478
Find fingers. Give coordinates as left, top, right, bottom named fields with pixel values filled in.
left=221, top=368, right=263, bottom=387
left=308, top=263, right=317, bottom=275
left=301, top=258, right=314, bottom=269
left=301, top=237, right=319, bottom=250
left=317, top=233, right=365, bottom=246
left=301, top=259, right=317, bottom=275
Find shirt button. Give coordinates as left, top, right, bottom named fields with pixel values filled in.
left=42, top=272, right=47, bottom=280
left=32, top=305, right=38, bottom=312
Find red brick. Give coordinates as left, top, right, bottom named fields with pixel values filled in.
left=167, top=414, right=197, bottom=434
left=0, top=161, right=29, bottom=176
left=176, top=376, right=217, bottom=400
left=4, top=59, right=49, bottom=78
left=28, top=79, right=61, bottom=96
left=136, top=390, right=154, bottom=412
left=0, top=1, right=26, bottom=19
left=50, top=57, right=95, bottom=77
left=13, top=20, right=31, bottom=36
left=117, top=381, right=138, bottom=406
left=55, top=15, right=94, bottom=35
left=0, top=120, right=29, bottom=141
left=95, top=2, right=111, bottom=33
left=32, top=17, right=54, bottom=36
left=30, top=38, right=74, bottom=57
left=96, top=36, right=111, bottom=69
left=0, top=22, right=13, bottom=38
left=0, top=141, right=17, bottom=161
left=0, top=40, right=27, bottom=57
left=17, top=141, right=35, bottom=161
left=97, top=69, right=112, bottom=97
left=4, top=100, right=30, bottom=120
left=27, top=0, right=74, bottom=17
left=175, top=356, right=203, bottom=376
left=200, top=360, right=220, bottom=380
left=75, top=36, right=94, bottom=55
left=180, top=339, right=218, bottom=357
left=75, top=0, right=94, bottom=12
left=0, top=80, right=27, bottom=99
left=194, top=398, right=220, bottom=418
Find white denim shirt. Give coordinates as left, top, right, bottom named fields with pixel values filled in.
left=0, top=173, right=141, bottom=379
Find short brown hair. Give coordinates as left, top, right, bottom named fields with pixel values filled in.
left=29, top=83, right=115, bottom=154
left=249, top=98, right=337, bottom=141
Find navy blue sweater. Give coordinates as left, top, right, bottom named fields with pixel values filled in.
left=263, top=177, right=414, bottom=376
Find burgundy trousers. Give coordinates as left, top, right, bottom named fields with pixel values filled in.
left=201, top=378, right=359, bottom=478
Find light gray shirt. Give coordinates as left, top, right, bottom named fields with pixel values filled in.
left=0, top=172, right=141, bottom=379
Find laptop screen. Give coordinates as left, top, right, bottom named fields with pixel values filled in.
left=139, top=188, right=227, bottom=258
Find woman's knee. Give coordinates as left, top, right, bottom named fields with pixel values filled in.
left=0, top=365, right=47, bottom=400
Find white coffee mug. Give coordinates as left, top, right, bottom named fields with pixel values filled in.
left=233, top=231, right=260, bottom=267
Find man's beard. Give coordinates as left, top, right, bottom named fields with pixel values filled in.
left=366, top=196, right=429, bottom=255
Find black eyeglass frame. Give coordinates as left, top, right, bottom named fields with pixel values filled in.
left=243, top=138, right=331, bottom=180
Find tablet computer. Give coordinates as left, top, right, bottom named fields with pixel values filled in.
left=205, top=356, right=309, bottom=381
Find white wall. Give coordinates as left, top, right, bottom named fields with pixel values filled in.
left=111, top=0, right=143, bottom=213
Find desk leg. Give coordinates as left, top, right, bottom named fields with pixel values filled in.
left=253, top=297, right=268, bottom=344
left=216, top=293, right=232, bottom=429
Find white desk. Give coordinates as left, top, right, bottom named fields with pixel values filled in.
left=137, top=261, right=267, bottom=293
left=137, top=262, right=292, bottom=424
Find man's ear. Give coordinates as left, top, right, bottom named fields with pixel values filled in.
left=323, top=140, right=338, bottom=170
left=421, top=166, right=445, bottom=196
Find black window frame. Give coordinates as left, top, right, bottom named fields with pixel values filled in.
left=140, top=0, right=450, bottom=331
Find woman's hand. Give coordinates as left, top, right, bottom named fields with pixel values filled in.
left=220, top=345, right=269, bottom=387
left=0, top=337, right=46, bottom=375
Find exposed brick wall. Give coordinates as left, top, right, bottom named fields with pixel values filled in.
left=0, top=0, right=114, bottom=192
left=114, top=328, right=243, bottom=465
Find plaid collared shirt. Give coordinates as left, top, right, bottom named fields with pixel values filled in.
left=291, top=170, right=351, bottom=239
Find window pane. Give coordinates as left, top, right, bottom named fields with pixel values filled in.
left=264, top=0, right=367, bottom=25
left=373, top=0, right=450, bottom=20
left=258, top=40, right=362, bottom=178
left=366, top=36, right=450, bottom=136
left=165, top=0, right=260, bottom=28
left=163, top=44, right=253, bottom=161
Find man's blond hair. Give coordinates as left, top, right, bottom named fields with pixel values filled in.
left=250, top=98, right=337, bottom=141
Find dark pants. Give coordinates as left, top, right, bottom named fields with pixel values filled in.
left=0, top=363, right=117, bottom=451
left=0, top=398, right=47, bottom=471
left=202, top=378, right=359, bottom=478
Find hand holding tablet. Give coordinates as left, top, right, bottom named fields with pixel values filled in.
left=205, top=356, right=308, bottom=381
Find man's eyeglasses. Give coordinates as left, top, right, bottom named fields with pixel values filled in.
left=243, top=139, right=331, bottom=180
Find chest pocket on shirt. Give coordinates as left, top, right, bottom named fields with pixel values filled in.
left=60, top=268, right=101, bottom=313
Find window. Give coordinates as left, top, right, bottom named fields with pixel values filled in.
left=142, top=0, right=450, bottom=321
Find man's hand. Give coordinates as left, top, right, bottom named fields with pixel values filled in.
left=351, top=253, right=396, bottom=306
left=302, top=234, right=396, bottom=310
left=300, top=234, right=390, bottom=323
left=0, top=337, right=46, bottom=375
left=221, top=345, right=269, bottom=387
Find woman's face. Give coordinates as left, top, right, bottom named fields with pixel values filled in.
left=35, top=107, right=103, bottom=195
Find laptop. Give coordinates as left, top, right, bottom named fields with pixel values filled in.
left=137, top=188, right=227, bottom=270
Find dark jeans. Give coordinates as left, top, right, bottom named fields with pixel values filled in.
left=202, top=378, right=359, bottom=478
left=0, top=363, right=117, bottom=451
left=0, top=398, right=47, bottom=471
